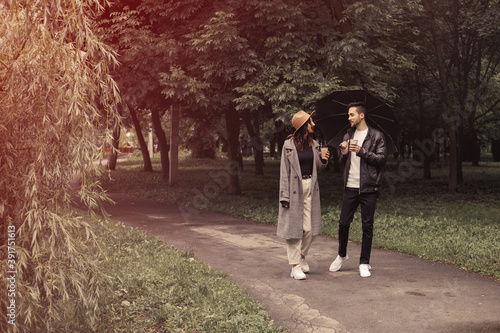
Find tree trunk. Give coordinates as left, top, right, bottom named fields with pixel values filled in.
left=457, top=126, right=465, bottom=185
left=325, top=0, right=352, bottom=35
left=242, top=111, right=264, bottom=175
left=225, top=108, right=242, bottom=195
left=459, top=127, right=481, bottom=166
left=492, top=140, right=500, bottom=162
left=471, top=137, right=481, bottom=168
left=237, top=139, right=244, bottom=171
left=107, top=122, right=120, bottom=170
left=422, top=0, right=458, bottom=192
left=169, top=105, right=179, bottom=185
left=129, top=106, right=153, bottom=172
left=190, top=120, right=216, bottom=158
left=151, top=108, right=170, bottom=180
left=270, top=134, right=276, bottom=159
left=415, top=69, right=432, bottom=179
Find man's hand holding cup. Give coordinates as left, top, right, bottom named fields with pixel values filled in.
left=340, top=139, right=361, bottom=154
left=340, top=140, right=349, bottom=155
left=349, top=139, right=360, bottom=153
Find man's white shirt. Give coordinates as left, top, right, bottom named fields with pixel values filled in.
left=346, top=128, right=368, bottom=188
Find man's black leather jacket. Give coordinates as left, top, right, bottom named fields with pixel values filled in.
left=340, top=126, right=387, bottom=193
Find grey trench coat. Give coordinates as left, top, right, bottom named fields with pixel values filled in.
left=277, top=138, right=327, bottom=239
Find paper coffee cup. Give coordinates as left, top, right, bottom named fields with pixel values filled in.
left=321, top=147, right=328, bottom=159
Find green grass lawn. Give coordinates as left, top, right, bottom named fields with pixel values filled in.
left=64, top=212, right=286, bottom=332
left=100, top=152, right=500, bottom=280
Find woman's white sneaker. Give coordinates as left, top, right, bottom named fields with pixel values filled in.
left=300, top=256, right=310, bottom=273
left=290, top=265, right=306, bottom=280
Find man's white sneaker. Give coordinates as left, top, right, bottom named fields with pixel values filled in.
left=290, top=265, right=306, bottom=280
left=359, top=264, right=371, bottom=277
left=329, top=255, right=348, bottom=272
left=300, top=256, right=310, bottom=273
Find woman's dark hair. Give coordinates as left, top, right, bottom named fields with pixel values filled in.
left=293, top=118, right=314, bottom=151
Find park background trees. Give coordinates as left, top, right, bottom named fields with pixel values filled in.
left=103, top=0, right=499, bottom=193
left=101, top=0, right=348, bottom=193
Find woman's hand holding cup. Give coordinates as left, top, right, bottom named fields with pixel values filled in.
left=320, top=146, right=330, bottom=160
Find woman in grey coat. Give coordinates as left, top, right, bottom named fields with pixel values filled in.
left=278, top=110, right=329, bottom=280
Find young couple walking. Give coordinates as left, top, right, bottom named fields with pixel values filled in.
left=278, top=102, right=387, bottom=280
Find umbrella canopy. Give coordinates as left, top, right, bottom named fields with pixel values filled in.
left=314, top=90, right=402, bottom=155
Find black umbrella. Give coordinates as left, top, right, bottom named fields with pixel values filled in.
left=314, top=90, right=402, bottom=155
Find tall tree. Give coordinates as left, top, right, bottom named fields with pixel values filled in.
left=128, top=106, right=153, bottom=171
left=0, top=0, right=121, bottom=331
left=98, top=0, right=180, bottom=179
left=416, top=0, right=500, bottom=188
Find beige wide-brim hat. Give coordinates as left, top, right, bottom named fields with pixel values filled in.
left=292, top=110, right=316, bottom=134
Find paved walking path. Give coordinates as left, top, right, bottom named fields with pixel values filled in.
left=100, top=192, right=500, bottom=333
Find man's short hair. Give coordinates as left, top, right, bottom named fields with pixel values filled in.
left=347, top=102, right=367, bottom=114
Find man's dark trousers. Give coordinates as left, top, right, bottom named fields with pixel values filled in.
left=338, top=188, right=378, bottom=264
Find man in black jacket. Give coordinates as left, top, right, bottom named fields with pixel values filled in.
left=329, top=102, right=387, bottom=277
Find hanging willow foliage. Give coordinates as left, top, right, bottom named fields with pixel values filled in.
left=0, top=0, right=121, bottom=331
